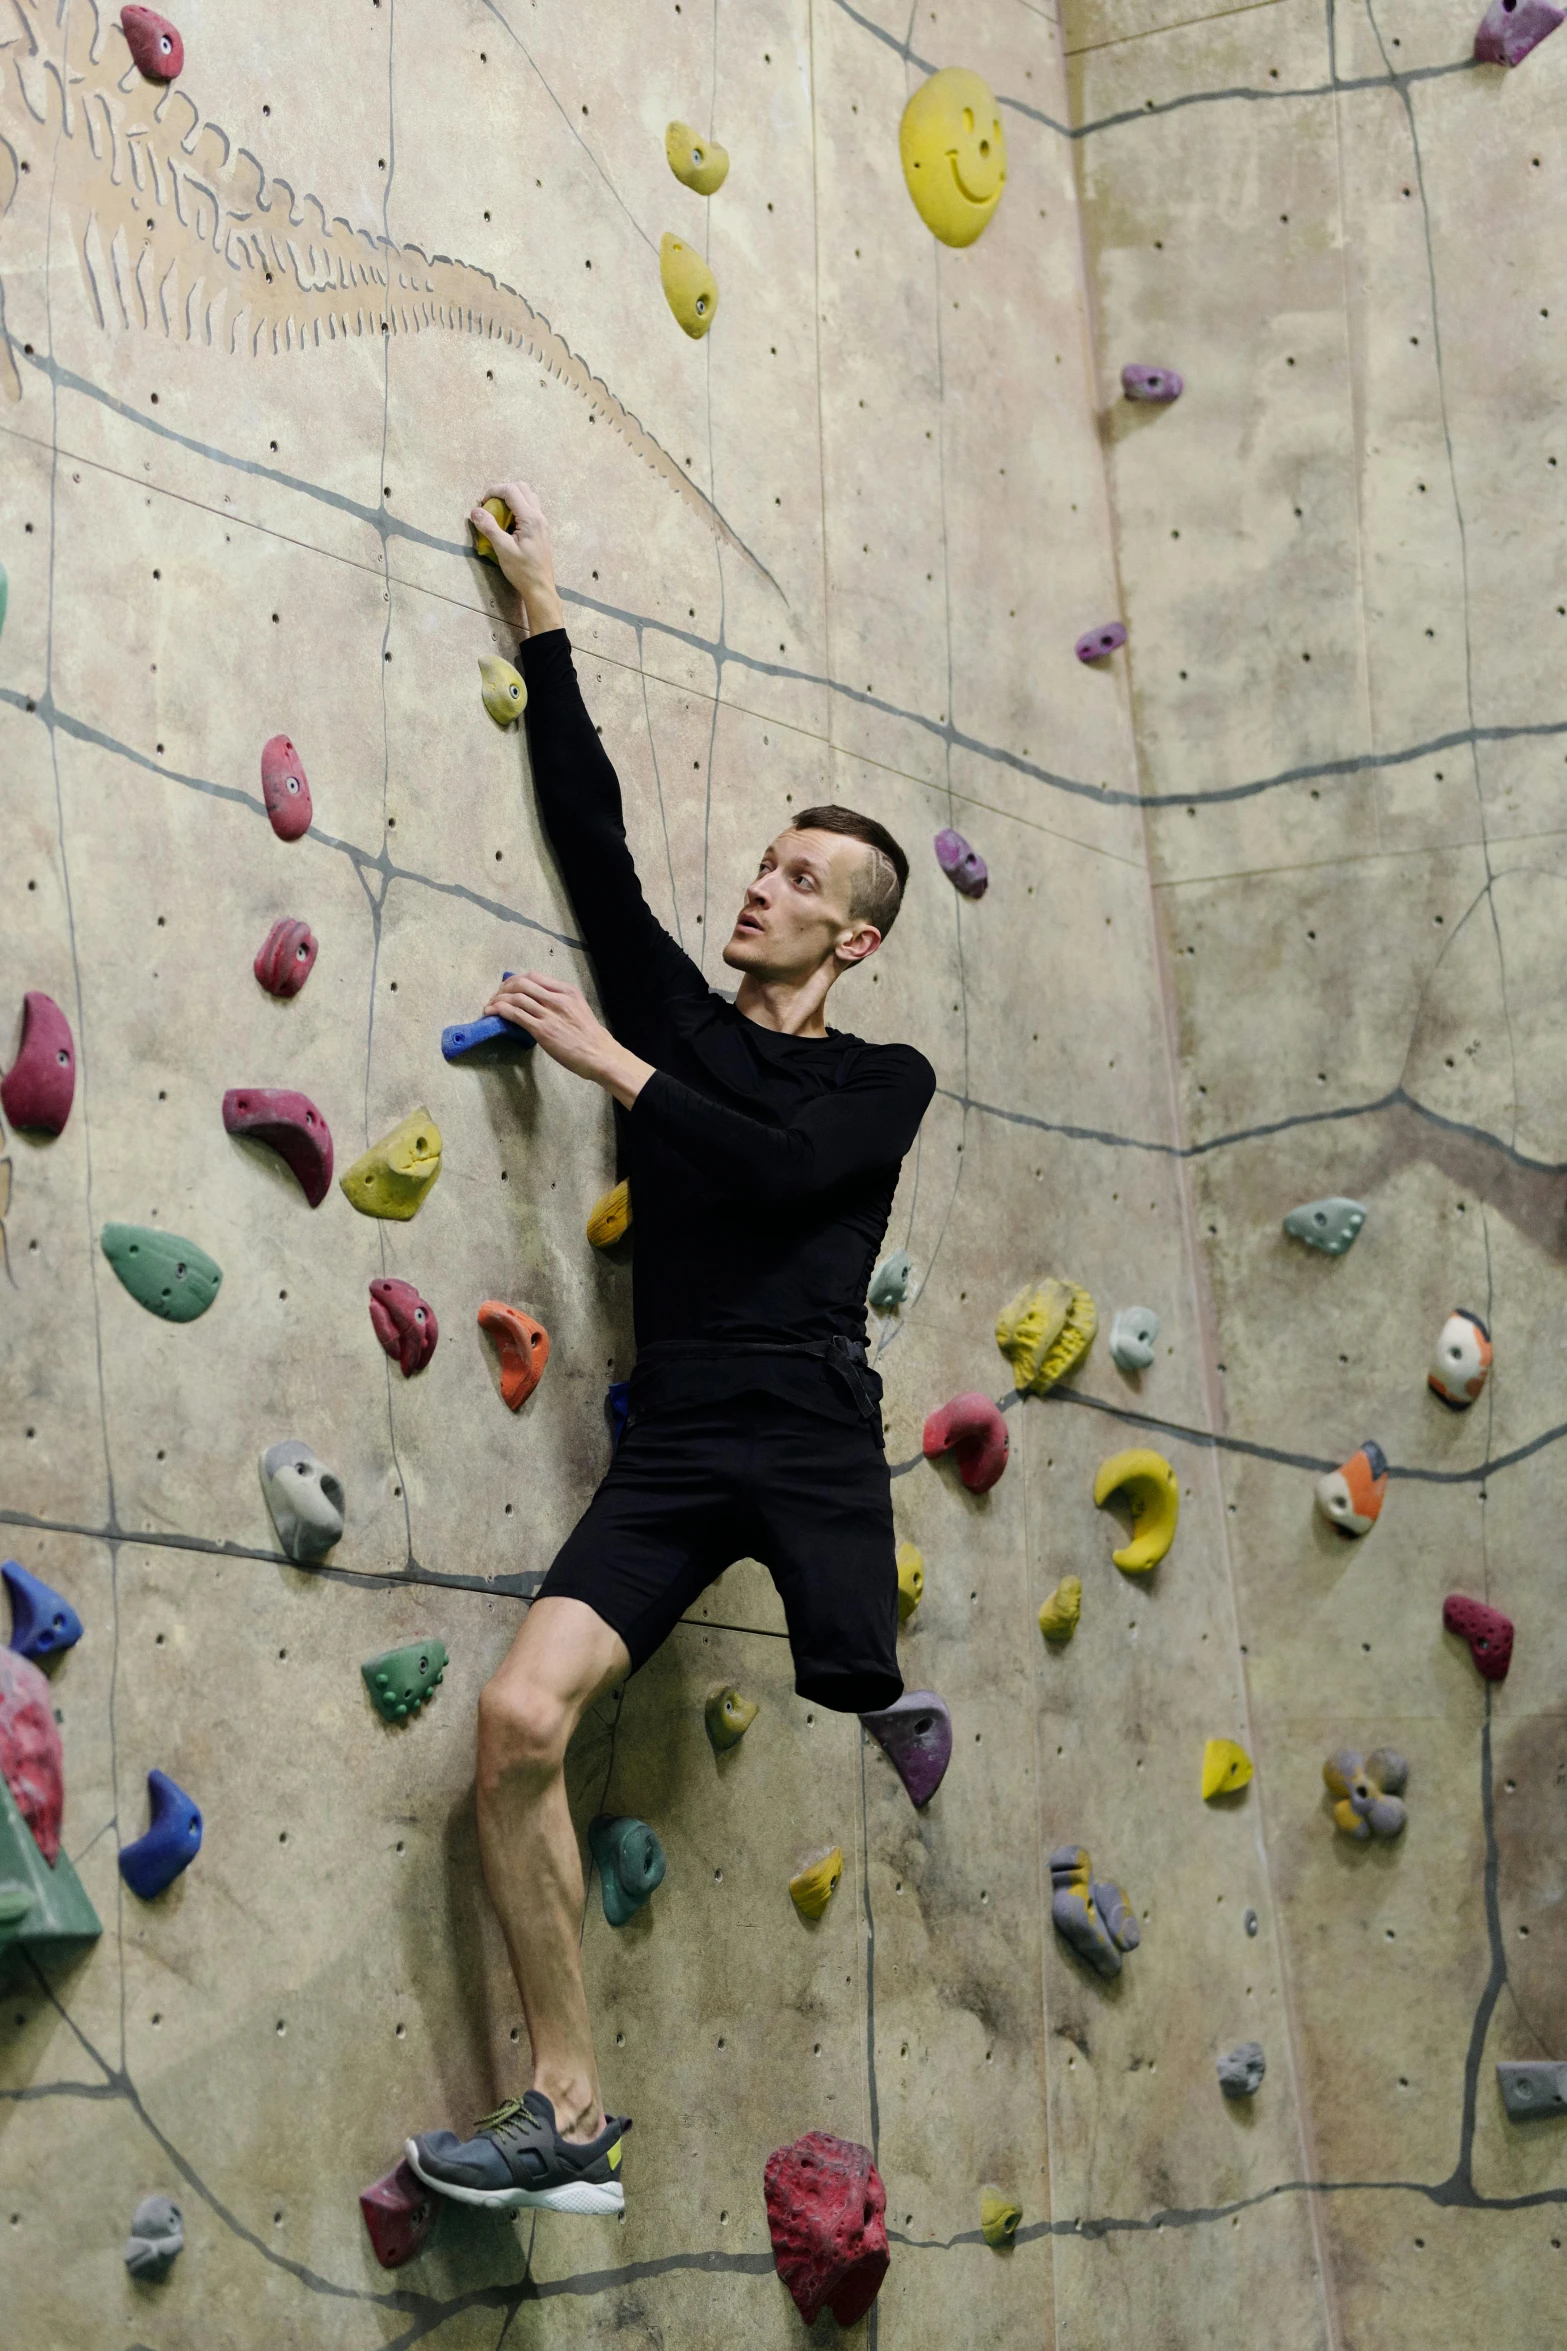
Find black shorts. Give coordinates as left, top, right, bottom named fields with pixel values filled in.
left=538, top=1389, right=903, bottom=1715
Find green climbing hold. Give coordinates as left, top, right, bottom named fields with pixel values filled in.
left=101, top=1224, right=222, bottom=1322
left=588, top=1813, right=666, bottom=1926
left=361, top=1640, right=448, bottom=1723
left=704, top=1684, right=758, bottom=1751
left=0, top=1773, right=101, bottom=1955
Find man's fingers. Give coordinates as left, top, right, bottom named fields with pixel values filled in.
left=469, top=504, right=515, bottom=550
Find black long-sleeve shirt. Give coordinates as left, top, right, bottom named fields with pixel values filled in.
left=519, top=628, right=934, bottom=1416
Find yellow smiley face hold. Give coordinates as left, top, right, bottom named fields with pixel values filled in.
left=899, top=66, right=1007, bottom=249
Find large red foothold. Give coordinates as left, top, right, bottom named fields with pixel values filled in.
left=923, top=1392, right=1009, bottom=1493
left=369, top=1278, right=439, bottom=1377
left=1, top=991, right=76, bottom=1136
left=1443, top=1593, right=1514, bottom=1683
left=0, top=1646, right=64, bottom=1866
left=121, top=5, right=183, bottom=79
left=221, top=1088, right=334, bottom=1207
left=477, top=1301, right=551, bottom=1409
left=261, top=735, right=313, bottom=842
left=253, top=918, right=319, bottom=999
left=359, top=2160, right=439, bottom=2269
left=764, top=2132, right=889, bottom=2327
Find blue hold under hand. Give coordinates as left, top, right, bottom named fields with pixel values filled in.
left=441, top=972, right=536, bottom=1064
left=3, top=1559, right=84, bottom=1662
left=118, top=1769, right=203, bottom=1900
left=607, top=1380, right=631, bottom=1452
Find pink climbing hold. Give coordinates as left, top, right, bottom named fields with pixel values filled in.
left=1443, top=1593, right=1514, bottom=1683
left=933, top=828, right=988, bottom=899
left=261, top=735, right=313, bottom=842
left=1076, top=621, right=1127, bottom=663
left=359, top=2161, right=439, bottom=2270
left=764, top=2132, right=889, bottom=2328
left=1122, top=363, right=1183, bottom=403
left=253, top=918, right=319, bottom=1000
left=369, top=1278, right=438, bottom=1376
left=0, top=990, right=76, bottom=1136
left=923, top=1392, right=1009, bottom=1493
left=1474, top=0, right=1564, bottom=64
left=221, top=1088, right=334, bottom=1207
left=120, top=5, right=183, bottom=79
left=0, top=1645, right=64, bottom=1866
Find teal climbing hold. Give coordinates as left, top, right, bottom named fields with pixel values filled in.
left=868, top=1250, right=912, bottom=1312
left=362, top=1641, right=448, bottom=1722
left=0, top=1772, right=100, bottom=1955
left=101, top=1225, right=222, bottom=1322
left=588, top=1813, right=665, bottom=1926
left=1283, top=1197, right=1366, bottom=1256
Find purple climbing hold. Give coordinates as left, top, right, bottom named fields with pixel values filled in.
left=1, top=990, right=76, bottom=1136
left=253, top=918, right=319, bottom=999
left=118, top=1768, right=202, bottom=1900
left=860, top=1690, right=952, bottom=1808
left=933, top=829, right=988, bottom=900
left=1475, top=0, right=1564, bottom=62
left=368, top=1278, right=439, bottom=1377
left=222, top=1087, right=334, bottom=1207
left=1121, top=363, right=1183, bottom=404
left=1076, top=622, right=1127, bottom=663
left=3, top=1560, right=84, bottom=1663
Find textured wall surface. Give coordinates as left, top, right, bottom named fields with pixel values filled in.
left=0, top=0, right=1560, bottom=2344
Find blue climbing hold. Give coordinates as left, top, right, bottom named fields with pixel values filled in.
left=441, top=973, right=536, bottom=1064
left=118, top=1769, right=202, bottom=1900
left=607, top=1380, right=631, bottom=1452
left=3, top=1560, right=84, bottom=1663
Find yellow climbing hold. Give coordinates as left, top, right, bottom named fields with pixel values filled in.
left=896, top=1541, right=924, bottom=1621
left=340, top=1108, right=443, bottom=1222
left=995, top=1278, right=1096, bottom=1393
left=660, top=233, right=719, bottom=339
left=471, top=495, right=513, bottom=563
left=899, top=67, right=1008, bottom=250
left=478, top=655, right=527, bottom=727
left=1202, top=1738, right=1253, bottom=1801
left=1092, top=1448, right=1179, bottom=1574
left=586, top=1178, right=631, bottom=1250
left=705, top=1684, right=758, bottom=1752
left=1038, top=1576, right=1082, bottom=1644
left=789, top=1845, right=843, bottom=1921
left=980, top=2184, right=1023, bottom=2248
left=665, top=120, right=730, bottom=195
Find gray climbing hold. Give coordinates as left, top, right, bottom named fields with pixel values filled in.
left=868, top=1249, right=912, bottom=1313
left=1049, top=1844, right=1140, bottom=1981
left=1498, top=2061, right=1567, bottom=2119
left=1217, top=2042, right=1266, bottom=2099
left=124, top=2192, right=183, bottom=2280
left=1109, top=1306, right=1159, bottom=1372
left=1244, top=1908, right=1259, bottom=1937
left=259, top=1440, right=345, bottom=1564
left=1283, top=1197, right=1366, bottom=1256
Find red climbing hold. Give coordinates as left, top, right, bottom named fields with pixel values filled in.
left=477, top=1301, right=551, bottom=1409
left=1443, top=1593, right=1514, bottom=1683
left=261, top=735, right=313, bottom=842
left=764, top=2132, right=889, bottom=2327
left=221, top=1088, right=334, bottom=1207
left=0, top=1646, right=64, bottom=1867
left=359, top=2161, right=440, bottom=2269
left=120, top=5, right=183, bottom=79
left=1, top=991, right=76, bottom=1136
left=922, top=1392, right=1009, bottom=1493
left=368, top=1278, right=439, bottom=1377
left=253, top=918, right=319, bottom=999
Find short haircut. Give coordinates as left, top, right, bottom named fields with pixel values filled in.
left=790, top=804, right=909, bottom=938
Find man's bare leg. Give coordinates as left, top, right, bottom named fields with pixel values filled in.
left=476, top=1595, right=631, bottom=2143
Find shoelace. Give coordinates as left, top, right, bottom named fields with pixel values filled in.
left=474, top=2097, right=538, bottom=2143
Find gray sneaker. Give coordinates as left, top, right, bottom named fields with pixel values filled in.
left=405, top=2090, right=628, bottom=2215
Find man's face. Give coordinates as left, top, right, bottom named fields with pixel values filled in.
left=722, top=827, right=877, bottom=981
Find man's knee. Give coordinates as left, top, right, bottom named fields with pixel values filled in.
left=478, top=1671, right=572, bottom=1785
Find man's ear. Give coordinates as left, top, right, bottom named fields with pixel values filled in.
left=834, top=923, right=883, bottom=970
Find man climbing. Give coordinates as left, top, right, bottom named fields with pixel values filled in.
left=404, top=481, right=934, bottom=2219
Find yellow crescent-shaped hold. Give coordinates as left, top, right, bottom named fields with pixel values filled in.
left=896, top=1540, right=924, bottom=1621
left=478, top=655, right=527, bottom=727
left=665, top=119, right=730, bottom=195
left=660, top=233, right=719, bottom=338
left=1201, top=1737, right=1253, bottom=1801
left=586, top=1178, right=631, bottom=1250
left=789, top=1845, right=843, bottom=1921
left=471, top=495, right=513, bottom=564
left=1093, top=1448, right=1179, bottom=1573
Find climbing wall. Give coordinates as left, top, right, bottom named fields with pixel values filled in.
left=0, top=0, right=1560, bottom=2343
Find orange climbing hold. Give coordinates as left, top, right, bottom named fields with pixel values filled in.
left=477, top=1302, right=551, bottom=1410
